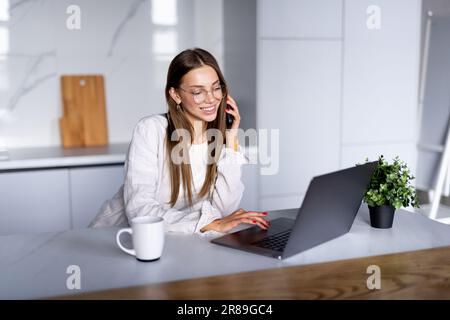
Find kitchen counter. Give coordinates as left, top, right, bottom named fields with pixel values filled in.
left=0, top=144, right=128, bottom=171
left=1, top=206, right=450, bottom=299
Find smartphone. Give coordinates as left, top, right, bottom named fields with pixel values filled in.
left=226, top=105, right=234, bottom=129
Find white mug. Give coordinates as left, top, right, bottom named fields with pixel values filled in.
left=116, top=216, right=165, bottom=262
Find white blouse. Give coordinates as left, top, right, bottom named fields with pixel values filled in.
left=89, top=114, right=248, bottom=237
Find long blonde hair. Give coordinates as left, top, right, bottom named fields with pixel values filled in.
left=164, top=48, right=229, bottom=208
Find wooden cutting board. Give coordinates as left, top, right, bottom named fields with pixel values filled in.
left=60, top=75, right=108, bottom=148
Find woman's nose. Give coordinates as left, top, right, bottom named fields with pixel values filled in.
left=205, top=90, right=216, bottom=103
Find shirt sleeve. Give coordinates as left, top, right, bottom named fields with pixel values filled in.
left=124, top=118, right=210, bottom=234
left=207, top=145, right=249, bottom=217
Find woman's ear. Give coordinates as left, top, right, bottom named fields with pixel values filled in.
left=169, top=87, right=181, bottom=105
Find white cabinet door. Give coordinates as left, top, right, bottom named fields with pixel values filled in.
left=342, top=0, right=421, bottom=145
left=260, top=0, right=343, bottom=38
left=240, top=161, right=259, bottom=211
left=69, top=165, right=124, bottom=229
left=258, top=40, right=342, bottom=210
left=341, top=0, right=421, bottom=176
left=0, top=169, right=71, bottom=235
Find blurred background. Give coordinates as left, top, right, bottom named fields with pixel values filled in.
left=1, top=0, right=450, bottom=235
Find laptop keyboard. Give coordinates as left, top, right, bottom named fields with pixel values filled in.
left=252, top=230, right=292, bottom=252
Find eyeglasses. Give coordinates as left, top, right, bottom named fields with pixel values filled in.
left=178, top=84, right=225, bottom=104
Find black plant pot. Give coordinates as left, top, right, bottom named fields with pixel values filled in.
left=368, top=205, right=396, bottom=229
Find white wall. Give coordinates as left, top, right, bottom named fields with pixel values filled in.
left=0, top=0, right=223, bottom=149
left=257, top=0, right=343, bottom=211
left=341, top=0, right=422, bottom=172
left=257, top=0, right=422, bottom=211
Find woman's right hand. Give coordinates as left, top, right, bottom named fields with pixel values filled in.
left=201, top=208, right=270, bottom=233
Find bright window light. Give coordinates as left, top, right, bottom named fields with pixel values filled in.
left=0, top=0, right=9, bottom=21
left=151, top=0, right=177, bottom=26
left=153, top=29, right=177, bottom=56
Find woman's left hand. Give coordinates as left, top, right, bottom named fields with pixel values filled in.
left=225, top=95, right=241, bottom=150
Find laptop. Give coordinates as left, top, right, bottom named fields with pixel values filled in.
left=211, top=162, right=378, bottom=259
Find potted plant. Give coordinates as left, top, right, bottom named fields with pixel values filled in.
left=363, top=155, right=419, bottom=228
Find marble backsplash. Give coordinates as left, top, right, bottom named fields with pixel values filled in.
left=0, top=0, right=224, bottom=148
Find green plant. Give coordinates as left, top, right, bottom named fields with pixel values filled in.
left=362, top=155, right=419, bottom=209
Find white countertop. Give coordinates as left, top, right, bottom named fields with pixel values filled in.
left=1, top=205, right=450, bottom=299
left=0, top=144, right=258, bottom=171
left=0, top=144, right=128, bottom=171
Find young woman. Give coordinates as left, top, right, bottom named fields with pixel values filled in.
left=90, top=48, right=269, bottom=236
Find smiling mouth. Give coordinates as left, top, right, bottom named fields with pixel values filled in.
left=200, top=105, right=216, bottom=112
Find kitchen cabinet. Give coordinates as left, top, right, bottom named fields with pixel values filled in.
left=0, top=143, right=258, bottom=234
left=0, top=144, right=127, bottom=235
left=0, top=169, right=71, bottom=235
left=259, top=0, right=343, bottom=39
left=70, top=165, right=124, bottom=228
